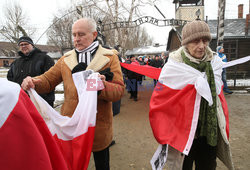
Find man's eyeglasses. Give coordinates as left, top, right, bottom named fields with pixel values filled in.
left=19, top=43, right=29, bottom=47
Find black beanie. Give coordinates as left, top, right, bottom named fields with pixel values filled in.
left=18, top=36, right=34, bottom=46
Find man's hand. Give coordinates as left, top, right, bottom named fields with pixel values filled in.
left=98, top=74, right=106, bottom=81
left=21, top=76, right=41, bottom=91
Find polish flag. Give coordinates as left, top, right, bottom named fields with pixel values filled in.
left=28, top=70, right=104, bottom=170
left=149, top=57, right=229, bottom=155
left=0, top=78, right=68, bottom=170
left=120, top=62, right=161, bottom=80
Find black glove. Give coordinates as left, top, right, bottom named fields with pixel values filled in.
left=99, top=68, right=114, bottom=81
left=72, top=62, right=87, bottom=74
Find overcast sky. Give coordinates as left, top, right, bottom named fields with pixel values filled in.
left=0, top=0, right=249, bottom=45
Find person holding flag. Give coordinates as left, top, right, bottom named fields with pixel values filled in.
left=149, top=20, right=234, bottom=170
left=21, top=17, right=124, bottom=170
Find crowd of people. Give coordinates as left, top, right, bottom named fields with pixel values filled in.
left=1, top=17, right=236, bottom=170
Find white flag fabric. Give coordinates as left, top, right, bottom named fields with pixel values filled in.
left=28, top=70, right=104, bottom=170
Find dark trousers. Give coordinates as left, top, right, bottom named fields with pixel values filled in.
left=127, top=79, right=138, bottom=99
left=154, top=79, right=158, bottom=86
left=182, top=137, right=217, bottom=170
left=130, top=81, right=138, bottom=99
left=222, top=68, right=230, bottom=92
left=112, top=100, right=121, bottom=116
left=93, top=147, right=110, bottom=170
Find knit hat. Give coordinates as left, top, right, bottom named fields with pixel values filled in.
left=18, top=36, right=34, bottom=46
left=216, top=46, right=223, bottom=52
left=181, top=20, right=211, bottom=45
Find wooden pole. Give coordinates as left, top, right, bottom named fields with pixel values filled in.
left=217, top=0, right=226, bottom=46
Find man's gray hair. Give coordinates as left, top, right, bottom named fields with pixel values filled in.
left=73, top=17, right=97, bottom=32
left=85, top=17, right=97, bottom=32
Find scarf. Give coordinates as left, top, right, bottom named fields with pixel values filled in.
left=76, top=41, right=99, bottom=65
left=181, top=50, right=218, bottom=147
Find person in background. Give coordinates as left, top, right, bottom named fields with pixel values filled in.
left=7, top=36, right=55, bottom=107
left=138, top=56, right=145, bottom=84
left=216, top=46, right=233, bottom=94
left=150, top=54, right=163, bottom=86
left=124, top=55, right=140, bottom=101
left=161, top=51, right=169, bottom=64
left=21, top=18, right=124, bottom=170
left=149, top=20, right=234, bottom=170
left=112, top=45, right=122, bottom=117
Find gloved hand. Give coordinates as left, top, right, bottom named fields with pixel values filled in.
left=72, top=62, right=87, bottom=74
left=99, top=68, right=114, bottom=81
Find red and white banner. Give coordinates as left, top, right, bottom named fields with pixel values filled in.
left=28, top=70, right=103, bottom=170
left=0, top=78, right=68, bottom=170
left=120, top=55, right=250, bottom=80
left=149, top=57, right=229, bottom=155
left=120, top=62, right=161, bottom=80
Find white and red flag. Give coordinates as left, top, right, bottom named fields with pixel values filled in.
left=0, top=78, right=68, bottom=170
left=149, top=56, right=230, bottom=156
left=28, top=70, right=104, bottom=170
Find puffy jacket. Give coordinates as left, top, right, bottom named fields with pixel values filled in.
left=7, top=48, right=55, bottom=105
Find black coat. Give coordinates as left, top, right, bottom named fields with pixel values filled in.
left=123, top=60, right=140, bottom=80
left=150, top=59, right=163, bottom=68
left=7, top=48, right=55, bottom=104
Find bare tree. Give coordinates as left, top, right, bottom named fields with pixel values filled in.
left=86, top=0, right=156, bottom=48
left=74, top=0, right=156, bottom=52
left=46, top=4, right=98, bottom=54
left=0, top=2, right=35, bottom=52
left=46, top=11, right=76, bottom=55
left=46, top=0, right=156, bottom=55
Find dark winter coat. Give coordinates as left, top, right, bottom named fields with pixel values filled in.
left=7, top=48, right=55, bottom=105
left=150, top=59, right=163, bottom=68
left=124, top=60, right=140, bottom=80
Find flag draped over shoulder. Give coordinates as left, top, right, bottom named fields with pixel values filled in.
left=28, top=70, right=104, bottom=170
left=0, top=78, right=68, bottom=170
left=149, top=57, right=230, bottom=155
left=120, top=62, right=161, bottom=80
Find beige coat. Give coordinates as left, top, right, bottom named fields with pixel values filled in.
left=35, top=45, right=124, bottom=152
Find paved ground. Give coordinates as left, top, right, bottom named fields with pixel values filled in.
left=87, top=79, right=250, bottom=170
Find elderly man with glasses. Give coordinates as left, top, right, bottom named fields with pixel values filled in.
left=7, top=36, right=55, bottom=107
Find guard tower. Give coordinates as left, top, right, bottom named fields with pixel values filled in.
left=173, top=0, right=204, bottom=21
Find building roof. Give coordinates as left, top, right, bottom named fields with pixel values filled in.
left=125, top=45, right=167, bottom=56
left=207, top=18, right=249, bottom=38
left=168, top=18, right=249, bottom=41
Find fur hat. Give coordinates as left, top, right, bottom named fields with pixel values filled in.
left=181, top=20, right=211, bottom=45
left=18, top=36, right=34, bottom=46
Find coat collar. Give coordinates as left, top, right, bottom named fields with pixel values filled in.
left=64, top=45, right=112, bottom=72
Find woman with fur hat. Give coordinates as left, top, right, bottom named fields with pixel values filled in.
left=149, top=20, right=234, bottom=170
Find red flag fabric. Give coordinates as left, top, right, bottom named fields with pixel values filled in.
left=120, top=62, right=161, bottom=80
left=0, top=78, right=68, bottom=170
left=149, top=57, right=230, bottom=155
left=28, top=71, right=104, bottom=170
